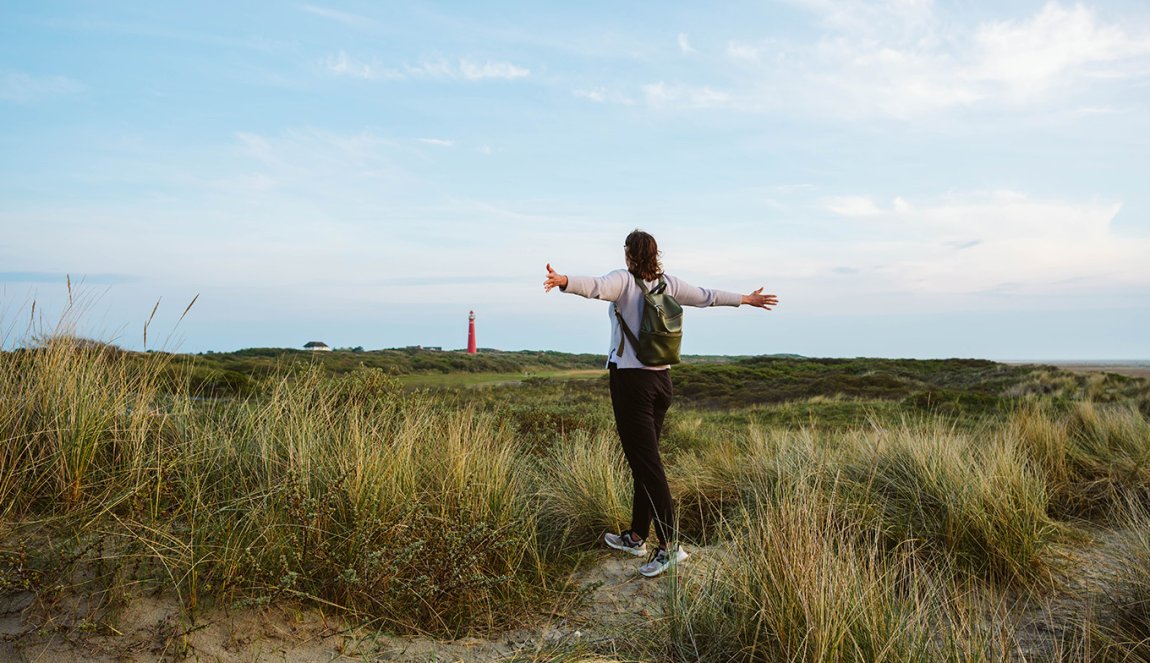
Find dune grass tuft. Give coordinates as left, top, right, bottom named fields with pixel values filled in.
left=535, top=430, right=631, bottom=549
left=1012, top=400, right=1150, bottom=520
left=667, top=478, right=1015, bottom=662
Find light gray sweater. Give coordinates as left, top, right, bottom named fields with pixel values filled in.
left=562, top=269, right=743, bottom=370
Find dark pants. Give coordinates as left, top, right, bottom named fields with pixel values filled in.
left=609, top=363, right=675, bottom=545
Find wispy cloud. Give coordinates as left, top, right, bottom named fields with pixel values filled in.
left=825, top=196, right=884, bottom=217
left=642, top=81, right=730, bottom=108
left=719, top=2, right=1150, bottom=119
left=418, top=138, right=454, bottom=147
left=573, top=87, right=606, bottom=102
left=320, top=54, right=531, bottom=82
left=403, top=59, right=454, bottom=79
left=405, top=57, right=529, bottom=80
left=969, top=3, right=1150, bottom=100
left=457, top=58, right=530, bottom=80
left=678, top=33, right=696, bottom=55
left=396, top=57, right=528, bottom=80
left=726, top=41, right=762, bottom=62
left=573, top=86, right=635, bottom=104
left=1, top=72, right=84, bottom=103
left=811, top=190, right=1145, bottom=296
left=598, top=2, right=1150, bottom=118
left=300, top=4, right=380, bottom=29
left=784, top=0, right=936, bottom=36
left=320, top=50, right=402, bottom=80
left=228, top=129, right=401, bottom=201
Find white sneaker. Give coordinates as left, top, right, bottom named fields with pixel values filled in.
left=639, top=546, right=689, bottom=577
left=604, top=530, right=647, bottom=557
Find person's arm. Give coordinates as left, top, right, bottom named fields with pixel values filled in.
left=544, top=264, right=629, bottom=302
left=667, top=275, right=778, bottom=310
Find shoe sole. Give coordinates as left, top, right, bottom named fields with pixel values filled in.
left=639, top=549, right=690, bottom=577
left=604, top=535, right=647, bottom=557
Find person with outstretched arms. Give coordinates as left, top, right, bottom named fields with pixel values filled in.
left=544, top=229, right=778, bottom=577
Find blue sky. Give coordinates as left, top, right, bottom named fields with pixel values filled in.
left=2, top=1, right=1148, bottom=359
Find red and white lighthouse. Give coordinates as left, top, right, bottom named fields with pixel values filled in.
left=467, top=310, right=477, bottom=354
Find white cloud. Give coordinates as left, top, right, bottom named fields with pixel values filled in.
left=235, top=132, right=273, bottom=162
left=825, top=195, right=884, bottom=216
left=717, top=2, right=1150, bottom=119
left=574, top=87, right=607, bottom=102
left=418, top=138, right=454, bottom=147
left=812, top=190, right=1145, bottom=296
left=0, top=72, right=84, bottom=102
left=786, top=0, right=936, bottom=36
left=573, top=86, right=635, bottom=104
left=458, top=58, right=530, bottom=80
left=404, top=59, right=455, bottom=79
left=320, top=53, right=531, bottom=82
left=667, top=189, right=1147, bottom=319
left=969, top=3, right=1150, bottom=100
left=321, top=50, right=400, bottom=80
left=300, top=5, right=380, bottom=29
left=642, top=81, right=731, bottom=108
left=678, top=33, right=697, bottom=55
left=726, top=41, right=762, bottom=62
left=404, top=57, right=530, bottom=81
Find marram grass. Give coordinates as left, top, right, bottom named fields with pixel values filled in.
left=666, top=479, right=1017, bottom=663
left=535, top=429, right=631, bottom=549
left=836, top=419, right=1059, bottom=586
left=1, top=341, right=554, bottom=635
left=4, top=322, right=1150, bottom=654
left=1012, top=399, right=1150, bottom=520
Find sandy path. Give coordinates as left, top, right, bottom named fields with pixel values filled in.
left=0, top=548, right=701, bottom=662
left=5, top=530, right=1129, bottom=661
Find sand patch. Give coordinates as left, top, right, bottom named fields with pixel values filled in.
left=0, top=547, right=712, bottom=661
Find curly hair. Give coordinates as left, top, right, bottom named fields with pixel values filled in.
left=625, top=229, right=662, bottom=281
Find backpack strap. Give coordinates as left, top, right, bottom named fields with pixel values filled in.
left=614, top=305, right=641, bottom=357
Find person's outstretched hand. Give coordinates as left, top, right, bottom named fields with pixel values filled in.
left=741, top=287, right=778, bottom=310
left=544, top=263, right=568, bottom=292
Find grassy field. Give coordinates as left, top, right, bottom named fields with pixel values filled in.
left=3, top=333, right=1150, bottom=660
left=395, top=368, right=605, bottom=388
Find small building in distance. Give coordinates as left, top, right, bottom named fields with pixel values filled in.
left=303, top=341, right=332, bottom=352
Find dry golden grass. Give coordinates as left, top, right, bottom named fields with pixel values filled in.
left=4, top=307, right=1150, bottom=658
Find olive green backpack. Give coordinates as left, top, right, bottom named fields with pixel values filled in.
left=614, top=275, right=683, bottom=366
